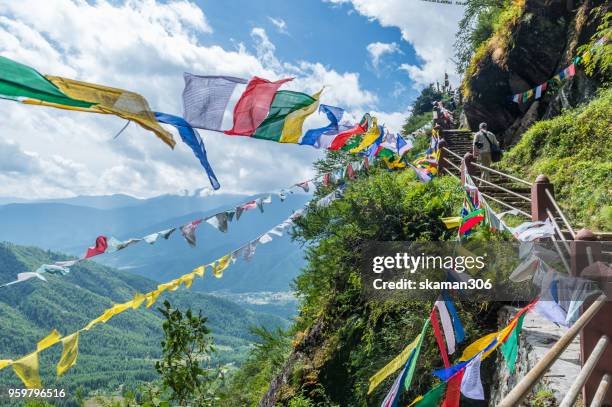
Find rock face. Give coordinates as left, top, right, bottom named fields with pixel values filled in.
left=490, top=306, right=581, bottom=406
left=462, top=0, right=606, bottom=147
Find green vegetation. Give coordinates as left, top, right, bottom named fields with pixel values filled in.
left=0, top=243, right=287, bottom=406
left=500, top=87, right=612, bottom=230
left=578, top=7, right=612, bottom=83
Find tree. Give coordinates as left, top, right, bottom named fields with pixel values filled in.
left=154, top=300, right=220, bottom=406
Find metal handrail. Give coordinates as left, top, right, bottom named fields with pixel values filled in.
left=498, top=294, right=608, bottom=407
left=471, top=161, right=533, bottom=187
left=442, top=146, right=463, bottom=160
left=591, top=373, right=611, bottom=407
left=560, top=335, right=610, bottom=407
left=478, top=191, right=531, bottom=218
left=471, top=175, right=532, bottom=202
left=545, top=189, right=576, bottom=239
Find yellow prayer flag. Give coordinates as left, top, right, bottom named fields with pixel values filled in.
left=45, top=76, right=176, bottom=148
left=0, top=360, right=13, bottom=370
left=37, top=329, right=62, bottom=352
left=131, top=293, right=147, bottom=309
left=193, top=265, right=206, bottom=278
left=146, top=289, right=163, bottom=308
left=179, top=272, right=196, bottom=289
left=459, top=331, right=498, bottom=361
left=407, top=395, right=424, bottom=407
left=368, top=333, right=421, bottom=394
left=349, top=117, right=380, bottom=153
left=12, top=352, right=42, bottom=389
left=57, top=332, right=79, bottom=376
left=441, top=216, right=461, bottom=229
left=212, top=255, right=232, bottom=279
left=84, top=301, right=132, bottom=331
left=279, top=90, right=322, bottom=144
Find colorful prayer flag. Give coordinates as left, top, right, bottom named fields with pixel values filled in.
left=328, top=113, right=371, bottom=150
left=368, top=333, right=422, bottom=394
left=84, top=236, right=108, bottom=259
left=279, top=90, right=322, bottom=143
left=460, top=354, right=484, bottom=400
left=224, top=76, right=292, bottom=136
left=253, top=90, right=318, bottom=141
left=431, top=306, right=451, bottom=368
left=182, top=74, right=248, bottom=131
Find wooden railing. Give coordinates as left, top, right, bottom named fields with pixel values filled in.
left=438, top=142, right=611, bottom=405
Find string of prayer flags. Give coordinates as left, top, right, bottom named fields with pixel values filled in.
left=224, top=76, right=293, bottom=136
left=511, top=57, right=579, bottom=103
left=181, top=74, right=248, bottom=131
left=500, top=312, right=527, bottom=374
left=299, top=104, right=355, bottom=148
left=458, top=208, right=485, bottom=235
left=154, top=112, right=220, bottom=190
left=328, top=113, right=372, bottom=150
left=348, top=117, right=380, bottom=153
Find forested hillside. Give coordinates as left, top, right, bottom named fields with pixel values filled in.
left=0, top=242, right=287, bottom=406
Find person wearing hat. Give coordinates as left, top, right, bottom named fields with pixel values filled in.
left=473, top=122, right=499, bottom=183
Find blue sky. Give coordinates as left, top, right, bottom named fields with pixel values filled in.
left=0, top=0, right=463, bottom=199
left=196, top=0, right=420, bottom=112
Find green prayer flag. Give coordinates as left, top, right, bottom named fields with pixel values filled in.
left=501, top=312, right=526, bottom=374
left=405, top=318, right=430, bottom=390
left=413, top=382, right=446, bottom=407
left=0, top=56, right=93, bottom=108
left=376, top=148, right=395, bottom=159
left=253, top=90, right=315, bottom=141
left=341, top=135, right=362, bottom=151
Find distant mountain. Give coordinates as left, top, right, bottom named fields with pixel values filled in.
left=0, top=192, right=310, bottom=293
left=0, top=242, right=288, bottom=404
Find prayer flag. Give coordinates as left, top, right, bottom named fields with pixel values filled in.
left=253, top=90, right=318, bottom=141
left=0, top=360, right=12, bottom=370
left=380, top=354, right=412, bottom=407
left=57, top=332, right=79, bottom=376
left=460, top=354, right=484, bottom=400
left=37, top=330, right=61, bottom=352
left=368, top=333, right=422, bottom=394
left=441, top=217, right=461, bottom=229
left=512, top=94, right=520, bottom=103
left=46, top=76, right=176, bottom=148
left=397, top=134, right=413, bottom=157
left=568, top=63, right=576, bottom=76
left=296, top=181, right=310, bottom=192
left=181, top=219, right=202, bottom=247
left=431, top=306, right=450, bottom=368
left=12, top=352, right=41, bottom=389
left=154, top=112, right=220, bottom=190
left=224, top=76, right=292, bottom=135
left=410, top=382, right=446, bottom=407
left=84, top=236, right=108, bottom=259
left=441, top=368, right=465, bottom=407
left=206, top=212, right=230, bottom=233
left=501, top=312, right=526, bottom=374
left=279, top=90, right=322, bottom=143
left=459, top=209, right=485, bottom=235
left=535, top=84, right=543, bottom=99
left=404, top=319, right=430, bottom=390
left=182, top=74, right=248, bottom=131
left=349, top=118, right=380, bottom=153
left=143, top=228, right=176, bottom=244
left=300, top=104, right=353, bottom=148
left=0, top=56, right=93, bottom=108
left=328, top=114, right=371, bottom=150
left=435, top=299, right=456, bottom=355
left=442, top=292, right=465, bottom=343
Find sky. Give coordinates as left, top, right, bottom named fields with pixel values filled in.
left=0, top=0, right=464, bottom=199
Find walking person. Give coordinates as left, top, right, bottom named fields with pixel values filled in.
left=472, top=122, right=499, bottom=184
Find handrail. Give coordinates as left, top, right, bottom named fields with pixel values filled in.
left=471, top=175, right=532, bottom=202
left=545, top=189, right=576, bottom=239
left=549, top=235, right=572, bottom=274
left=546, top=208, right=572, bottom=258
left=470, top=161, right=533, bottom=187
left=441, top=157, right=461, bottom=171
left=478, top=191, right=531, bottom=218
left=442, top=146, right=463, bottom=160
left=498, top=294, right=608, bottom=407
left=442, top=167, right=459, bottom=180
left=591, top=373, right=611, bottom=407
left=559, top=335, right=610, bottom=407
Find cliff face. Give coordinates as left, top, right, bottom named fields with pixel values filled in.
left=462, top=0, right=606, bottom=146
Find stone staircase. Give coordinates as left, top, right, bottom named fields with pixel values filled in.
left=441, top=129, right=533, bottom=215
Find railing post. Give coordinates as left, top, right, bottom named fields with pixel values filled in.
left=461, top=152, right=476, bottom=185
left=438, top=139, right=447, bottom=174
left=572, top=229, right=612, bottom=406
left=530, top=174, right=554, bottom=222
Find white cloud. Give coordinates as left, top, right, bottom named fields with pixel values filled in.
left=331, top=0, right=463, bottom=88
left=366, top=41, right=401, bottom=68
left=0, top=0, right=393, bottom=199
left=268, top=16, right=288, bottom=34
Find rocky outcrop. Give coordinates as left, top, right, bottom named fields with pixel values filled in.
left=462, top=0, right=607, bottom=147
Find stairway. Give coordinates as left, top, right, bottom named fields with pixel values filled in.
left=441, top=129, right=532, bottom=215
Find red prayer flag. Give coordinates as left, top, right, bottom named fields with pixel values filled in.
left=431, top=306, right=451, bottom=368
left=323, top=173, right=330, bottom=186
left=328, top=115, right=370, bottom=150
left=347, top=163, right=355, bottom=179
left=458, top=215, right=484, bottom=235
left=441, top=368, right=465, bottom=407
left=568, top=63, right=576, bottom=76
left=224, top=76, right=292, bottom=136
left=84, top=236, right=108, bottom=259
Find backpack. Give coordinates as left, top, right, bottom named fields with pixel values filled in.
left=482, top=132, right=502, bottom=162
